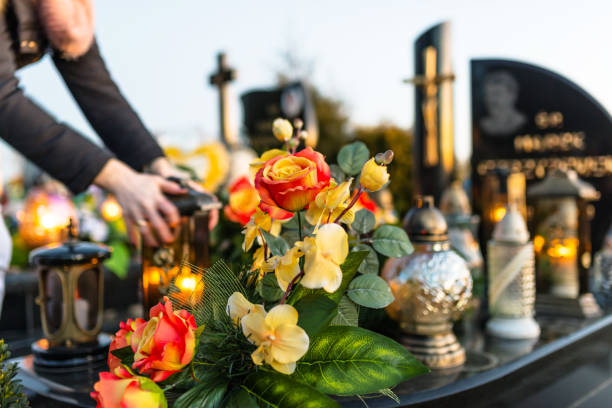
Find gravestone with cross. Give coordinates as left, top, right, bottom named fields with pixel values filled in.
left=209, top=52, right=238, bottom=148
left=406, top=22, right=456, bottom=204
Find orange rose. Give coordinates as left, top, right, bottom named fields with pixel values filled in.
left=255, top=147, right=331, bottom=214
left=224, top=176, right=260, bottom=225
left=130, top=297, right=197, bottom=382
left=108, top=318, right=146, bottom=372
left=91, top=366, right=167, bottom=408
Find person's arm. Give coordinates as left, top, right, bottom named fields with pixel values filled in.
left=0, top=75, right=113, bottom=193
left=52, top=40, right=165, bottom=172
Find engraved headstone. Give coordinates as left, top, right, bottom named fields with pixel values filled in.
left=471, top=59, right=612, bottom=251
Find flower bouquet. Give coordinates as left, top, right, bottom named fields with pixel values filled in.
left=92, top=119, right=427, bottom=407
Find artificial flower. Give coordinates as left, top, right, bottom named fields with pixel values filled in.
left=267, top=245, right=303, bottom=291
left=242, top=208, right=287, bottom=251
left=130, top=297, right=197, bottom=382
left=251, top=246, right=269, bottom=278
left=226, top=292, right=265, bottom=324
left=298, top=223, right=348, bottom=293
left=305, top=179, right=355, bottom=226
left=272, top=118, right=293, bottom=142
left=360, top=158, right=390, bottom=192
left=249, top=149, right=289, bottom=180
left=255, top=147, right=331, bottom=213
left=108, top=318, right=146, bottom=372
left=91, top=366, right=167, bottom=408
left=164, top=142, right=229, bottom=192
left=224, top=176, right=260, bottom=225
left=355, top=191, right=378, bottom=213
left=241, top=304, right=309, bottom=374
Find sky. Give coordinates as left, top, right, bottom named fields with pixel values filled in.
left=2, top=0, right=611, bottom=181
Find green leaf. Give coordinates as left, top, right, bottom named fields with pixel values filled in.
left=352, top=209, right=376, bottom=235
left=224, top=387, right=259, bottom=408
left=294, top=295, right=338, bottom=337
left=173, top=378, right=228, bottom=408
left=337, top=141, right=370, bottom=176
left=352, top=244, right=379, bottom=274
left=104, top=241, right=130, bottom=279
left=110, top=345, right=134, bottom=366
left=257, top=273, right=283, bottom=302
left=242, top=372, right=341, bottom=408
left=330, top=164, right=346, bottom=183
left=379, top=388, right=400, bottom=404
left=330, top=296, right=358, bottom=326
left=347, top=274, right=394, bottom=309
left=372, top=225, right=413, bottom=257
left=288, top=251, right=367, bottom=305
left=260, top=229, right=290, bottom=257
left=293, top=326, right=428, bottom=396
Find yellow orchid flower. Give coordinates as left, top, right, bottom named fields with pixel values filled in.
left=266, top=246, right=303, bottom=291
left=226, top=292, right=265, bottom=325
left=298, top=223, right=348, bottom=293
left=242, top=208, right=285, bottom=251
left=241, top=304, right=309, bottom=374
left=251, top=246, right=269, bottom=278
left=305, top=179, right=355, bottom=226
left=249, top=149, right=289, bottom=181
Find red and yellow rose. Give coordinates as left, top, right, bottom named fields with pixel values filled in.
left=91, top=366, right=167, bottom=408
left=108, top=318, right=146, bottom=372
left=130, top=297, right=197, bottom=382
left=224, top=176, right=260, bottom=225
left=254, top=147, right=331, bottom=215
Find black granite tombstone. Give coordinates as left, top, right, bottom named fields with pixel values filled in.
left=240, top=81, right=318, bottom=154
left=471, top=59, right=612, bottom=252
left=408, top=22, right=455, bottom=204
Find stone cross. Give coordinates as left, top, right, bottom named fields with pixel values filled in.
left=209, top=52, right=238, bottom=147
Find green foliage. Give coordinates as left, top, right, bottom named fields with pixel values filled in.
left=104, top=241, right=130, bottom=279
left=169, top=260, right=246, bottom=327
left=224, top=387, right=259, bottom=407
left=172, top=370, right=227, bottom=408
left=294, top=295, right=338, bottom=337
left=329, top=164, right=346, bottom=183
left=352, top=209, right=376, bottom=235
left=354, top=124, right=413, bottom=216
left=293, top=326, right=428, bottom=396
left=371, top=225, right=413, bottom=258
left=257, top=273, right=283, bottom=302
left=242, top=371, right=341, bottom=408
left=330, top=296, right=359, bottom=327
left=347, top=275, right=394, bottom=309
left=337, top=142, right=370, bottom=176
left=352, top=244, right=379, bottom=275
left=259, top=229, right=289, bottom=257
left=0, top=340, right=29, bottom=408
left=110, top=345, right=134, bottom=367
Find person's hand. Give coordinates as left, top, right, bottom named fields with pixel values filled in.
left=148, top=157, right=219, bottom=230
left=94, top=159, right=186, bottom=246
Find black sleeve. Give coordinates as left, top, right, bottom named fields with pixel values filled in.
left=0, top=75, right=113, bottom=193
left=52, top=40, right=165, bottom=171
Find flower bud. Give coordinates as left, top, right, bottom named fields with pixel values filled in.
left=272, top=118, right=293, bottom=142
left=289, top=138, right=300, bottom=150
left=299, top=130, right=308, bottom=140
left=293, top=118, right=304, bottom=130
left=375, top=150, right=394, bottom=165
left=360, top=158, right=390, bottom=192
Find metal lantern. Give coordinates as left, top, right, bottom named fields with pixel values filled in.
left=440, top=181, right=484, bottom=295
left=486, top=205, right=540, bottom=339
left=141, top=181, right=220, bottom=311
left=30, top=221, right=111, bottom=347
left=382, top=196, right=472, bottom=369
left=528, top=169, right=601, bottom=318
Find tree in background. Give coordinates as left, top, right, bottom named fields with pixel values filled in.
left=355, top=124, right=414, bottom=217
